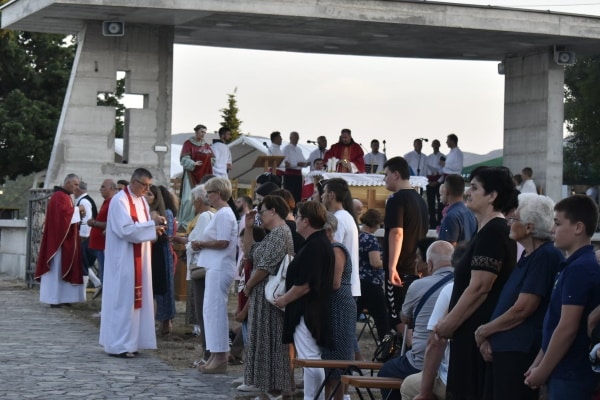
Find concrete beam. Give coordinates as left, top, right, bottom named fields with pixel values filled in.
left=3, top=1, right=600, bottom=60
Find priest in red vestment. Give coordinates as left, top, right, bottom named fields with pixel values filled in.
left=35, top=173, right=85, bottom=306
left=323, top=128, right=365, bottom=173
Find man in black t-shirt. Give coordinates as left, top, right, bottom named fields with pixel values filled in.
left=382, top=156, right=429, bottom=331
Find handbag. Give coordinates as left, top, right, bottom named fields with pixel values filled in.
left=264, top=230, right=294, bottom=308
left=373, top=330, right=403, bottom=362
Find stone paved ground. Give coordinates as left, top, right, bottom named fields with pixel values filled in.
left=0, top=274, right=253, bottom=400
left=0, top=274, right=380, bottom=399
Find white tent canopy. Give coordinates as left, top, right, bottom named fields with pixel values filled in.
left=164, top=135, right=314, bottom=187
left=228, top=135, right=314, bottom=187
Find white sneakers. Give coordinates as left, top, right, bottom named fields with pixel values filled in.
left=237, top=384, right=261, bottom=393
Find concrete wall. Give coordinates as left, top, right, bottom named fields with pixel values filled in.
left=44, top=22, right=174, bottom=204
left=503, top=52, right=565, bottom=201
left=0, top=220, right=27, bottom=279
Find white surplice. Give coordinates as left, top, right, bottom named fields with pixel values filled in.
left=39, top=206, right=85, bottom=305
left=99, top=188, right=157, bottom=354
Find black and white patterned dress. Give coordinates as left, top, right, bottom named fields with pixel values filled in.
left=244, top=225, right=293, bottom=392
left=321, top=242, right=357, bottom=379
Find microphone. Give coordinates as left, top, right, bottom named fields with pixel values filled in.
left=419, top=138, right=429, bottom=142
left=382, top=140, right=387, bottom=155
left=262, top=141, right=271, bottom=154
left=307, top=140, right=317, bottom=144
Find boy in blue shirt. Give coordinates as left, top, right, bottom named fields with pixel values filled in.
left=524, top=194, right=600, bottom=399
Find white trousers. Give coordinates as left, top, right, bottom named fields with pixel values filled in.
left=294, top=317, right=324, bottom=400
left=203, top=267, right=234, bottom=352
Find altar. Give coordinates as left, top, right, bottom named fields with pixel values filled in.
left=306, top=171, right=428, bottom=216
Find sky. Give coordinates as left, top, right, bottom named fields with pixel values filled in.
left=164, top=0, right=600, bottom=159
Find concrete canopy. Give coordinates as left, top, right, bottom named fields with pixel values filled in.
left=3, top=0, right=600, bottom=202
left=3, top=0, right=600, bottom=61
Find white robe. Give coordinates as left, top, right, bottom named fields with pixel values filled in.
left=39, top=206, right=85, bottom=305
left=99, top=189, right=157, bottom=354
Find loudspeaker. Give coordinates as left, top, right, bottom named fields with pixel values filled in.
left=554, top=50, right=576, bottom=66
left=102, top=21, right=124, bottom=37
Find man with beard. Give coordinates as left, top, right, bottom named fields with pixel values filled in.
left=324, top=128, right=365, bottom=173
left=212, top=126, right=233, bottom=178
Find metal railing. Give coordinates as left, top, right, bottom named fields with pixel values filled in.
left=25, top=188, right=53, bottom=288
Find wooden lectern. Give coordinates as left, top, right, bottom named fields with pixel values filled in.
left=253, top=155, right=285, bottom=171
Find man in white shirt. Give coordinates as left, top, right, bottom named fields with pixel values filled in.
left=441, top=134, right=463, bottom=176
left=307, top=135, right=328, bottom=170
left=364, top=139, right=387, bottom=174
left=426, top=139, right=445, bottom=229
left=268, top=131, right=285, bottom=175
left=520, top=167, right=537, bottom=194
left=404, top=138, right=428, bottom=176
left=212, top=127, right=232, bottom=177
left=74, top=181, right=102, bottom=292
left=283, top=131, right=309, bottom=202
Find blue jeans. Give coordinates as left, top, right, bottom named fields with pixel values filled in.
left=547, top=370, right=598, bottom=400
left=92, top=249, right=105, bottom=282
left=378, top=354, right=420, bottom=400
left=80, top=238, right=97, bottom=276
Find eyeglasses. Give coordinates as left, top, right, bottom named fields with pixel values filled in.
left=295, top=214, right=305, bottom=220
left=507, top=217, right=521, bottom=225
left=133, top=178, right=151, bottom=189
left=258, top=209, right=270, bottom=216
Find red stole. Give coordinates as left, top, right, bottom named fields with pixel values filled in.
left=124, top=187, right=148, bottom=309
left=35, top=188, right=83, bottom=284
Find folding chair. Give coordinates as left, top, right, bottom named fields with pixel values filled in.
left=357, top=309, right=380, bottom=346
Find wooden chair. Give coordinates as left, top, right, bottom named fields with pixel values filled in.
left=293, top=359, right=383, bottom=400
left=341, top=375, right=403, bottom=400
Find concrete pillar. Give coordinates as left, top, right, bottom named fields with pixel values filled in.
left=44, top=22, right=174, bottom=202
left=503, top=52, right=565, bottom=201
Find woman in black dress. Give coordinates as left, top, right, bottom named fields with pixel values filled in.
left=434, top=167, right=518, bottom=400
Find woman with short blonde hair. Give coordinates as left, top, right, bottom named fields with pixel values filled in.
left=190, top=177, right=238, bottom=374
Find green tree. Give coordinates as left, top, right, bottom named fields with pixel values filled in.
left=219, top=87, right=242, bottom=140
left=0, top=21, right=75, bottom=184
left=564, top=56, right=600, bottom=185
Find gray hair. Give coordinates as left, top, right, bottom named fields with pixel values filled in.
left=324, top=212, right=338, bottom=234
left=190, top=184, right=209, bottom=205
left=79, top=181, right=87, bottom=191
left=64, top=173, right=79, bottom=184
left=517, top=193, right=555, bottom=240
left=425, top=240, right=454, bottom=267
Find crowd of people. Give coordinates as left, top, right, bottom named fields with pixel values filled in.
left=33, top=125, right=600, bottom=400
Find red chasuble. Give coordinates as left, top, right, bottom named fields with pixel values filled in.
left=35, top=187, right=83, bottom=284
left=124, top=187, right=148, bottom=309
left=324, top=141, right=366, bottom=173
